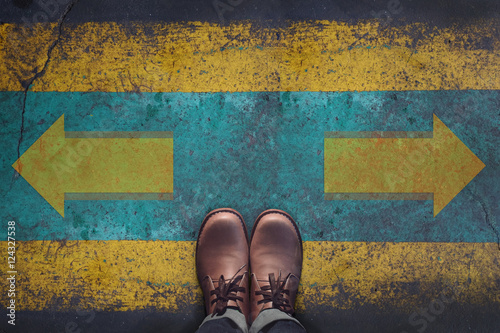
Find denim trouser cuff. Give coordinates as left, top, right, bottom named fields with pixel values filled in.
left=249, top=309, right=305, bottom=333
left=198, top=308, right=305, bottom=333
left=198, top=309, right=249, bottom=333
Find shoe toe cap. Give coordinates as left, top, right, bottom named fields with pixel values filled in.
left=197, top=210, right=249, bottom=281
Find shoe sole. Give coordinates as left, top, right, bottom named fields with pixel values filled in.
left=250, top=209, right=303, bottom=253
left=196, top=208, right=249, bottom=256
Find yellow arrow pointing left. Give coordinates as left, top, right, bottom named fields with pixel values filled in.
left=12, top=115, right=174, bottom=217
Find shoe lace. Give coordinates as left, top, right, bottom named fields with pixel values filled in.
left=255, top=271, right=294, bottom=314
left=208, top=264, right=246, bottom=317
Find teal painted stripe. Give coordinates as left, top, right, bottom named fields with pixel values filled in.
left=1, top=91, right=498, bottom=242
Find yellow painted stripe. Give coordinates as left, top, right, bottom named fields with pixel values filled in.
left=1, top=241, right=498, bottom=312
left=1, top=20, right=499, bottom=92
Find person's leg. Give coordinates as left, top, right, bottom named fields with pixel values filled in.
left=259, top=319, right=305, bottom=333
left=251, top=309, right=306, bottom=333
left=248, top=209, right=306, bottom=333
left=196, top=309, right=248, bottom=333
left=195, top=208, right=251, bottom=333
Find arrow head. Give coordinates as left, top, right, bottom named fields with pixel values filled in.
left=12, top=115, right=67, bottom=217
left=432, top=114, right=485, bottom=216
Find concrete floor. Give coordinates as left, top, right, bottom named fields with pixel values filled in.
left=1, top=0, right=499, bottom=332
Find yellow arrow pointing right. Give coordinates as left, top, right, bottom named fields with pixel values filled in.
left=324, top=114, right=485, bottom=216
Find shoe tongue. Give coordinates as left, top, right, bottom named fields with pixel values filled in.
left=268, top=272, right=278, bottom=290
left=283, top=274, right=299, bottom=290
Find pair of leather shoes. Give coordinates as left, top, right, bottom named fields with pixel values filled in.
left=196, top=208, right=303, bottom=325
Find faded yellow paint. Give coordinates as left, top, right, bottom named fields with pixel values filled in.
left=12, top=115, right=174, bottom=217
left=324, top=114, right=485, bottom=216
left=1, top=20, right=499, bottom=92
left=0, top=240, right=498, bottom=312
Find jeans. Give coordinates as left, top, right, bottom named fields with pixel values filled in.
left=195, top=309, right=306, bottom=333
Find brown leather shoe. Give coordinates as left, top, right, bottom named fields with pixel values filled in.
left=249, top=209, right=303, bottom=323
left=196, top=208, right=250, bottom=323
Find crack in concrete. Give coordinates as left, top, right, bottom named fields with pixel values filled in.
left=468, top=188, right=500, bottom=252
left=16, top=0, right=80, bottom=164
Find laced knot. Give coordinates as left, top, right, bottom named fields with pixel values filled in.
left=208, top=264, right=246, bottom=317
left=255, top=271, right=294, bottom=314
